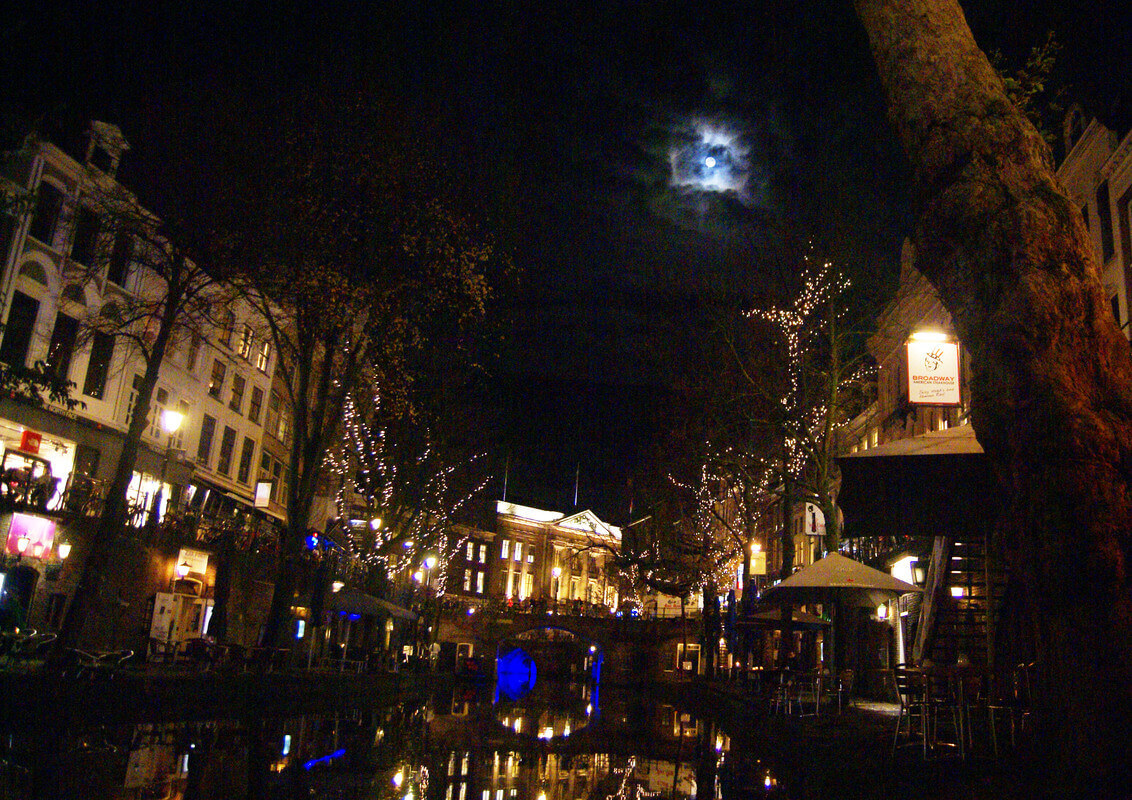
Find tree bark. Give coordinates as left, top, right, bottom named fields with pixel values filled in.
left=854, top=1, right=1132, bottom=791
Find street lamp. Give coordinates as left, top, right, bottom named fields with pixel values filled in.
left=149, top=409, right=184, bottom=530
left=57, top=540, right=72, bottom=561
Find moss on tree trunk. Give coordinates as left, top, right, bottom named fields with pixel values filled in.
left=854, top=0, right=1132, bottom=791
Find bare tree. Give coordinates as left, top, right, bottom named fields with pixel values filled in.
left=213, top=91, right=505, bottom=649
left=54, top=167, right=221, bottom=653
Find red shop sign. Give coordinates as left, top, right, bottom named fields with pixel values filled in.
left=19, top=430, right=42, bottom=455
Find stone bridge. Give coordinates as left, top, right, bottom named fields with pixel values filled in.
left=437, top=610, right=697, bottom=683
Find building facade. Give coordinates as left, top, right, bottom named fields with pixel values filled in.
left=443, top=501, right=622, bottom=612
left=0, top=122, right=286, bottom=650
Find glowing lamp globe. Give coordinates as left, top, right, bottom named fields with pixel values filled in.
left=162, top=409, right=185, bottom=434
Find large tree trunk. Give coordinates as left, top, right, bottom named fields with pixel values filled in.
left=854, top=1, right=1132, bottom=791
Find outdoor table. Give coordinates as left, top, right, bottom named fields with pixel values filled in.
left=71, top=648, right=133, bottom=677
left=797, top=670, right=830, bottom=716
left=913, top=663, right=987, bottom=759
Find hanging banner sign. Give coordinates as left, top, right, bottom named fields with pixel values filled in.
left=18, top=430, right=42, bottom=454
left=906, top=340, right=961, bottom=405
left=254, top=479, right=272, bottom=508
left=177, top=546, right=210, bottom=575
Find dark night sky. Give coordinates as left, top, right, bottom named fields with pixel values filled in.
left=4, top=1, right=1131, bottom=521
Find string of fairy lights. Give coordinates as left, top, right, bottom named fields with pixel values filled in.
left=668, top=445, right=779, bottom=592
left=661, top=251, right=866, bottom=584
left=323, top=387, right=492, bottom=594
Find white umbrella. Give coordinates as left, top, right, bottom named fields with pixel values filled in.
left=759, top=553, right=921, bottom=675
left=761, top=552, right=921, bottom=608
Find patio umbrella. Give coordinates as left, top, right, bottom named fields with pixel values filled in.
left=741, top=608, right=831, bottom=631
left=760, top=553, right=921, bottom=608
left=760, top=553, right=921, bottom=672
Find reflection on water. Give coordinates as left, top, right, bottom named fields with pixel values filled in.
left=0, top=672, right=789, bottom=799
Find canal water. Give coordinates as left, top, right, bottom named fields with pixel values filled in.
left=0, top=658, right=792, bottom=799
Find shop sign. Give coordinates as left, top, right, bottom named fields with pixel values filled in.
left=254, top=479, right=272, bottom=508
left=5, top=513, right=56, bottom=557
left=805, top=503, right=826, bottom=537
left=176, top=546, right=210, bottom=575
left=18, top=430, right=41, bottom=455
left=906, top=340, right=961, bottom=405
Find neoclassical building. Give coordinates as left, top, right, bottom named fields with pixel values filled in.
left=445, top=501, right=622, bottom=610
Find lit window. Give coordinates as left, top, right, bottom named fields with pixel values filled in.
left=464, top=570, right=472, bottom=591
left=466, top=541, right=474, bottom=560
left=256, top=340, right=271, bottom=372
left=514, top=541, right=522, bottom=562
left=478, top=544, right=486, bottom=563
left=501, top=539, right=509, bottom=559
left=238, top=325, right=253, bottom=358
left=476, top=572, right=484, bottom=594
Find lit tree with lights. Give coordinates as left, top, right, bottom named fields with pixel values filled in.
left=740, top=251, right=872, bottom=565
left=325, top=378, right=493, bottom=597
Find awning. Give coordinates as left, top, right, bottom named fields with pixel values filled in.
left=327, top=589, right=418, bottom=621
left=836, top=424, right=998, bottom=540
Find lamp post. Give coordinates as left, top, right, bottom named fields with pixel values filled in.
left=149, top=409, right=184, bottom=530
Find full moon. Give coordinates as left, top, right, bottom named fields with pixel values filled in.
left=668, top=120, right=749, bottom=198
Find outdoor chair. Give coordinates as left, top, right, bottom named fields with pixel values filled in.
left=891, top=666, right=930, bottom=759
left=796, top=670, right=827, bottom=716
left=923, top=669, right=965, bottom=759
left=770, top=670, right=801, bottom=715
left=4, top=631, right=53, bottom=664
left=986, top=662, right=1034, bottom=755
